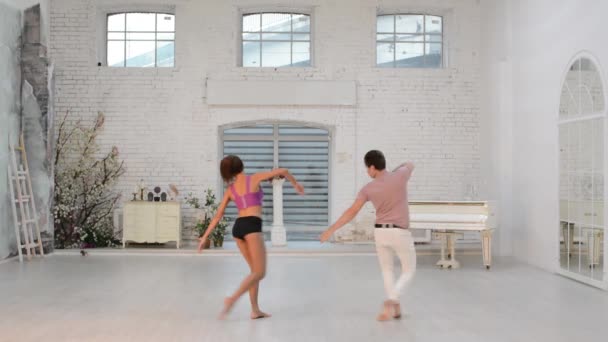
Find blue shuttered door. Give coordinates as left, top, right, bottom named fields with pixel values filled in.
left=222, top=124, right=330, bottom=228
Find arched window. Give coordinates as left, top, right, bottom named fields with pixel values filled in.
left=558, top=54, right=606, bottom=285
left=220, top=123, right=330, bottom=227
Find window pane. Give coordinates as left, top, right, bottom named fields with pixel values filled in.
left=396, top=34, right=423, bottom=42
left=376, top=42, right=394, bottom=67
left=126, top=32, right=155, bottom=40
left=425, top=43, right=442, bottom=67
left=594, top=118, right=604, bottom=172
left=376, top=34, right=394, bottom=42
left=243, top=41, right=261, bottom=67
left=156, top=14, right=174, bottom=32
left=262, top=33, right=292, bottom=41
left=262, top=13, right=291, bottom=32
left=377, top=15, right=394, bottom=33
left=107, top=41, right=125, bottom=67
left=426, top=34, right=442, bottom=42
left=279, top=140, right=329, bottom=226
left=395, top=43, right=424, bottom=67
left=108, top=13, right=125, bottom=31
left=126, top=40, right=156, bottom=67
left=279, top=126, right=328, bottom=136
left=243, top=14, right=261, bottom=32
left=425, top=42, right=442, bottom=54
left=157, top=32, right=174, bottom=40
left=424, top=43, right=442, bottom=68
left=293, top=33, right=310, bottom=41
left=107, top=32, right=125, bottom=40
left=224, top=125, right=274, bottom=136
left=426, top=15, right=442, bottom=33
left=292, top=42, right=310, bottom=66
left=262, top=41, right=291, bottom=67
left=243, top=32, right=260, bottom=40
left=156, top=41, right=174, bottom=67
left=396, top=14, right=423, bottom=33
left=126, top=13, right=156, bottom=32
left=292, top=14, right=310, bottom=32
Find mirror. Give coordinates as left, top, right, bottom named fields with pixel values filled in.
left=558, top=57, right=605, bottom=283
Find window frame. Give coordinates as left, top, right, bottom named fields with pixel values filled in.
left=218, top=121, right=333, bottom=230
left=375, top=12, right=445, bottom=69
left=556, top=52, right=608, bottom=289
left=238, top=9, right=314, bottom=68
left=96, top=5, right=176, bottom=68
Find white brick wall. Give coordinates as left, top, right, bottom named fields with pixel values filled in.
left=50, top=0, right=483, bottom=242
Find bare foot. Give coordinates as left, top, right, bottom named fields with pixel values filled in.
left=392, top=302, right=402, bottom=319
left=218, top=297, right=236, bottom=320
left=376, top=301, right=392, bottom=322
left=250, top=310, right=272, bottom=320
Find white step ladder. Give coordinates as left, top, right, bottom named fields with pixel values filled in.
left=7, top=134, right=44, bottom=262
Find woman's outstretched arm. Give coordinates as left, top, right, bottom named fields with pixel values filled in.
left=253, top=168, right=305, bottom=195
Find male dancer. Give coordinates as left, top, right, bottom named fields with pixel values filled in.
left=320, top=150, right=416, bottom=321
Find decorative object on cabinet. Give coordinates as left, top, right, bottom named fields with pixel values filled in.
left=152, top=186, right=162, bottom=202
left=137, top=179, right=146, bottom=201
left=169, top=184, right=179, bottom=201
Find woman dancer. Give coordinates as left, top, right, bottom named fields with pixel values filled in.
left=198, top=155, right=305, bottom=320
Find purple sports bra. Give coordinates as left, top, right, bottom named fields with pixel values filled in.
left=230, top=175, right=264, bottom=210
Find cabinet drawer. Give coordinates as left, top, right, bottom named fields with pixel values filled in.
left=123, top=204, right=156, bottom=241
left=157, top=217, right=179, bottom=236
left=124, top=228, right=156, bottom=242
left=158, top=205, right=179, bottom=217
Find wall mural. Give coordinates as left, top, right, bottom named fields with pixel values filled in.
left=0, top=4, right=53, bottom=259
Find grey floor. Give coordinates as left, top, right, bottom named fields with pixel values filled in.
left=1, top=253, right=607, bottom=342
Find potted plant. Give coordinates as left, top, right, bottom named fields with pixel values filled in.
left=202, top=189, right=229, bottom=248
left=193, top=220, right=212, bottom=249
left=211, top=217, right=228, bottom=248
left=185, top=192, right=210, bottom=249
left=186, top=189, right=229, bottom=249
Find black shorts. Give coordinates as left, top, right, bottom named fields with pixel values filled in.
left=232, top=216, right=263, bottom=240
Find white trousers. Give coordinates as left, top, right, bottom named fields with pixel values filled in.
left=374, top=228, right=417, bottom=301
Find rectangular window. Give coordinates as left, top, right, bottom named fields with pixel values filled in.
left=107, top=12, right=175, bottom=67
left=242, top=13, right=311, bottom=67
left=376, top=14, right=442, bottom=68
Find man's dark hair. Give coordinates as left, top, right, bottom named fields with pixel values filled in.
left=364, top=150, right=386, bottom=170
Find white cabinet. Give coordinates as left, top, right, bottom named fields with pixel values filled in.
left=123, top=202, right=181, bottom=248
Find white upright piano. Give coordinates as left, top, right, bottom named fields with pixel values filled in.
left=409, top=201, right=496, bottom=269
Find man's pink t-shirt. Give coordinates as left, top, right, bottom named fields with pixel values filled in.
left=356, top=164, right=414, bottom=228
